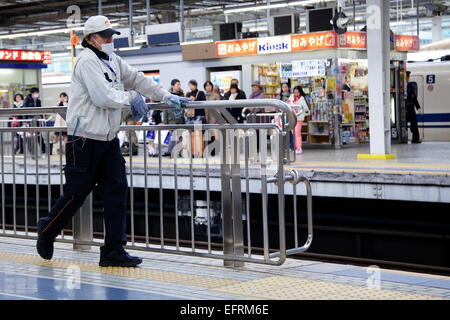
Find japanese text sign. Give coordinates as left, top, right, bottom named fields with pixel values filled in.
left=0, top=49, right=50, bottom=63
left=216, top=39, right=258, bottom=57
left=394, top=35, right=420, bottom=51
left=291, top=32, right=337, bottom=51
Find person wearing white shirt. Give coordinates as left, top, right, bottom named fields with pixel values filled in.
left=287, top=86, right=310, bottom=154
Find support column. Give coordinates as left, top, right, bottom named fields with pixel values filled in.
left=180, top=0, right=185, bottom=42
left=129, top=0, right=134, bottom=47
left=359, top=0, right=394, bottom=160
left=146, top=0, right=151, bottom=25
left=98, top=0, right=102, bottom=15
left=432, top=15, right=442, bottom=43
left=267, top=0, right=273, bottom=36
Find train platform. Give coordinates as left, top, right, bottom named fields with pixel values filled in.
left=0, top=237, right=449, bottom=300
left=2, top=141, right=449, bottom=203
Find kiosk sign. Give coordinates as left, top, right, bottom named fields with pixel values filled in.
left=257, top=35, right=291, bottom=54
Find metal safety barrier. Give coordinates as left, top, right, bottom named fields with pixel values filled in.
left=0, top=99, right=313, bottom=267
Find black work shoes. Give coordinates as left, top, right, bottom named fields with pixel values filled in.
left=99, top=246, right=143, bottom=267
left=36, top=219, right=54, bottom=260
left=120, top=142, right=138, bottom=156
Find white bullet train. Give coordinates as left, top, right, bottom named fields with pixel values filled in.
left=407, top=60, right=450, bottom=141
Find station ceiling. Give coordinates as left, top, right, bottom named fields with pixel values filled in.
left=0, top=0, right=449, bottom=51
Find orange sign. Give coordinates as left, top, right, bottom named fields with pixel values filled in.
left=291, top=32, right=337, bottom=51
left=216, top=39, right=258, bottom=57
left=338, top=32, right=367, bottom=49
left=394, top=35, right=420, bottom=51
left=71, top=33, right=80, bottom=47
left=43, top=50, right=52, bottom=64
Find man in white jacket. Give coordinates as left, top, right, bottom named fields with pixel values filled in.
left=37, top=15, right=187, bottom=267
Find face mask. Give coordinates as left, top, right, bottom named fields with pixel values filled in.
left=33, top=94, right=39, bottom=99
left=94, top=38, right=114, bottom=55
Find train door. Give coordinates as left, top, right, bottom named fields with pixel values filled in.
left=390, top=60, right=407, bottom=143
left=410, top=75, right=425, bottom=140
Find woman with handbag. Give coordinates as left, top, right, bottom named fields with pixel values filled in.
left=185, top=80, right=206, bottom=157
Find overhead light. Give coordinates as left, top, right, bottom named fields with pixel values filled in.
left=0, top=23, right=119, bottom=40
left=117, top=46, right=141, bottom=51
left=180, top=39, right=213, bottom=45
left=224, top=0, right=335, bottom=14
left=51, top=52, right=71, bottom=57
left=0, top=90, right=8, bottom=93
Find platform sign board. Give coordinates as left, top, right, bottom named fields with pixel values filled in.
left=394, top=35, right=420, bottom=51
left=338, top=32, right=367, bottom=49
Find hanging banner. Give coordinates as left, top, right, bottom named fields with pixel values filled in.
left=291, top=31, right=337, bottom=51
left=338, top=32, right=367, bottom=49
left=394, top=35, right=420, bottom=51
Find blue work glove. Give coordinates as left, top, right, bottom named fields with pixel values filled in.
left=130, top=92, right=149, bottom=123
left=164, top=94, right=190, bottom=119
left=163, top=94, right=190, bottom=109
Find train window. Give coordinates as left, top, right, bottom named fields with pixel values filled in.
left=410, top=82, right=418, bottom=96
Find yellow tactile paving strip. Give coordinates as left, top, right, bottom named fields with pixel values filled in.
left=0, top=251, right=447, bottom=300
left=208, top=276, right=445, bottom=300
left=0, top=251, right=240, bottom=289
left=8, top=155, right=450, bottom=175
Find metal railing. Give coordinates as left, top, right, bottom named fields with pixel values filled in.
left=0, top=99, right=313, bottom=267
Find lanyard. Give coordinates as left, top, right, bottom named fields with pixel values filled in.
left=97, top=56, right=117, bottom=79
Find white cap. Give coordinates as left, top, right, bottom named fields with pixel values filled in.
left=83, top=15, right=120, bottom=37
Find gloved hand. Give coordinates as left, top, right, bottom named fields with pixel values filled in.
left=417, top=108, right=422, bottom=114
left=163, top=94, right=190, bottom=109
left=130, top=92, right=149, bottom=123
left=164, top=94, right=190, bottom=119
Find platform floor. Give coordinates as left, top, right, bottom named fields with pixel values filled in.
left=0, top=237, right=449, bottom=300
left=5, top=141, right=450, bottom=176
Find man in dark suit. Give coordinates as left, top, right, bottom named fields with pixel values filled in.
left=406, top=71, right=422, bottom=143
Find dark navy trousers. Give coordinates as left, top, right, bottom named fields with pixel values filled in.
left=39, top=135, right=128, bottom=249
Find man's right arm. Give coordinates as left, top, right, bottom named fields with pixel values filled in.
left=77, top=58, right=134, bottom=109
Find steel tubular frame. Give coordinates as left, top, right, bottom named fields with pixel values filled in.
left=0, top=100, right=312, bottom=266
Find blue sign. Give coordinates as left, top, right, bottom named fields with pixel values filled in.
left=426, top=75, right=435, bottom=84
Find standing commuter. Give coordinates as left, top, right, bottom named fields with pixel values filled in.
left=53, top=92, right=68, bottom=155
left=226, top=83, right=246, bottom=123
left=279, top=82, right=294, bottom=152
left=223, top=78, right=246, bottom=100
left=185, top=80, right=206, bottom=156
left=36, top=15, right=186, bottom=267
left=287, top=86, right=310, bottom=154
left=406, top=71, right=422, bottom=143
left=12, top=93, right=24, bottom=154
left=162, top=79, right=185, bottom=155
left=23, top=87, right=46, bottom=153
